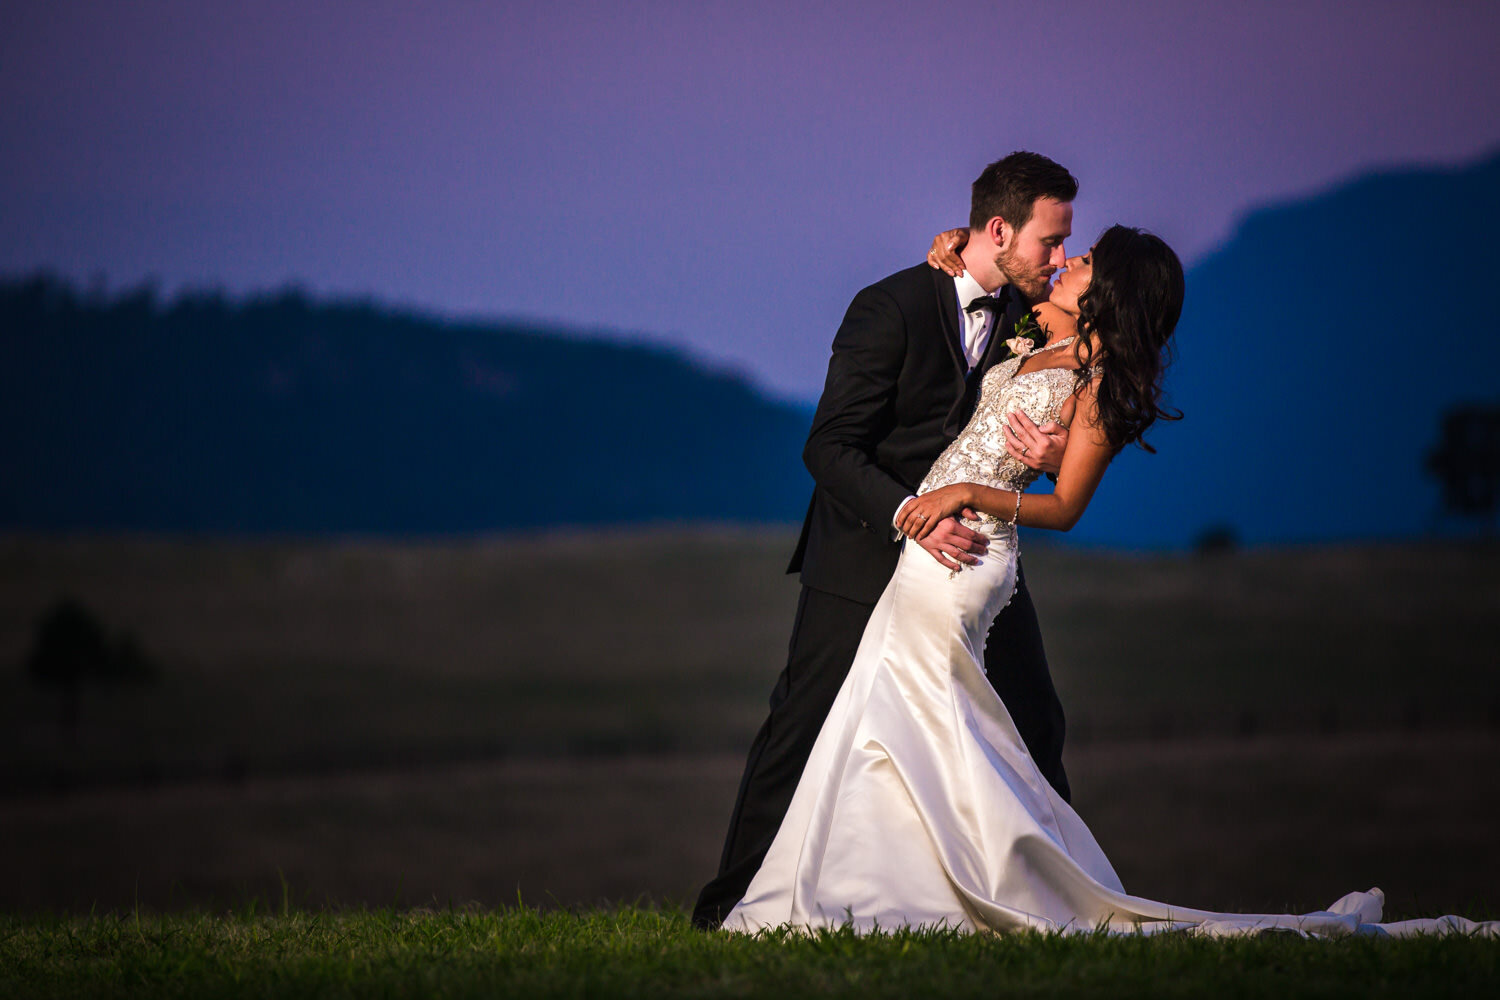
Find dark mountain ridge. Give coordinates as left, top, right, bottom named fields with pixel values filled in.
left=1063, top=149, right=1500, bottom=547
left=5, top=150, right=1497, bottom=545
left=0, top=279, right=814, bottom=533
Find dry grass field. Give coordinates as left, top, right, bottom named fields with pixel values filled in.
left=1, top=530, right=1496, bottom=918
left=3, top=735, right=1497, bottom=921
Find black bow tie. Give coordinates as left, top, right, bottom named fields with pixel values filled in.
left=964, top=293, right=1008, bottom=315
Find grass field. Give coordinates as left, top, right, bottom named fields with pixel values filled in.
left=4, top=906, right=1498, bottom=999
left=4, top=735, right=1496, bottom=920
left=3, top=531, right=1495, bottom=785
left=1, top=531, right=1497, bottom=924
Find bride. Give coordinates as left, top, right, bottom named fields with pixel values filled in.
left=721, top=225, right=1495, bottom=938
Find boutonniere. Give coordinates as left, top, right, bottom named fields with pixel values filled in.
left=1001, top=312, right=1045, bottom=360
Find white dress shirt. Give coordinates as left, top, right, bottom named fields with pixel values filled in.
left=892, top=274, right=1008, bottom=536
left=953, top=270, right=1000, bottom=370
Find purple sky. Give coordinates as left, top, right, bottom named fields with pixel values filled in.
left=5, top=0, right=1499, bottom=400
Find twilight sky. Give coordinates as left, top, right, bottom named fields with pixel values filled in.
left=5, top=0, right=1499, bottom=401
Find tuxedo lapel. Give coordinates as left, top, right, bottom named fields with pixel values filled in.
left=978, top=283, right=1030, bottom=375
left=941, top=279, right=1029, bottom=438
left=929, top=267, right=968, bottom=380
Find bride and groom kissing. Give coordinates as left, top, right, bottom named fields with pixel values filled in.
left=688, top=151, right=1495, bottom=937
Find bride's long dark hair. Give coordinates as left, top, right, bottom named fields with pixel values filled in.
left=1072, top=225, right=1185, bottom=454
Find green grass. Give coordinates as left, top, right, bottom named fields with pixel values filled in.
left=3, top=904, right=1497, bottom=999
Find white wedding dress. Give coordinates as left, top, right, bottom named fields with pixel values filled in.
left=723, top=340, right=1495, bottom=938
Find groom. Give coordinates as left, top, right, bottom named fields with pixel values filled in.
left=692, top=151, right=1079, bottom=929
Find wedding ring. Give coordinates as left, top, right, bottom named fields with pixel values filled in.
left=1022, top=446, right=1030, bottom=456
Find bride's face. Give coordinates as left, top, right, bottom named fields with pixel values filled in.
left=1048, top=250, right=1093, bottom=315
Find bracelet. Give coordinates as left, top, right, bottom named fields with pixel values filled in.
left=1010, top=490, right=1022, bottom=526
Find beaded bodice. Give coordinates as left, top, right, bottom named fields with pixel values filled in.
left=918, top=338, right=1095, bottom=500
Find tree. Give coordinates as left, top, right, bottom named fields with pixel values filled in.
left=25, top=597, right=156, bottom=734
left=1425, top=405, right=1500, bottom=530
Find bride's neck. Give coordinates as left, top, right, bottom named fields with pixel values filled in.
left=1032, top=302, right=1079, bottom=344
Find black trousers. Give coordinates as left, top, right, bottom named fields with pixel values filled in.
left=691, top=562, right=1069, bottom=929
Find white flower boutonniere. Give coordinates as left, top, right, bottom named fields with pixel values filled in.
left=1003, top=335, right=1034, bottom=357
left=1002, top=313, right=1045, bottom=360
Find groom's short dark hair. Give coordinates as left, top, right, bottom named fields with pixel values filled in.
left=970, top=152, right=1078, bottom=232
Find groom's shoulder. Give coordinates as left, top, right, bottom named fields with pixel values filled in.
left=855, top=261, right=940, bottom=308
left=870, top=261, right=937, bottom=296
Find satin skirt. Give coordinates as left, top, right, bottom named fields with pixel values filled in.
left=722, top=525, right=1496, bottom=938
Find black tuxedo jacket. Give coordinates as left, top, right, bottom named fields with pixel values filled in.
left=789, top=262, right=1030, bottom=604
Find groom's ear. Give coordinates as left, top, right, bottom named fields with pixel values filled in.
left=985, top=216, right=1011, bottom=250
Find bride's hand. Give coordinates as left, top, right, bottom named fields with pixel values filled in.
left=897, top=485, right=971, bottom=541
left=926, top=228, right=970, bottom=277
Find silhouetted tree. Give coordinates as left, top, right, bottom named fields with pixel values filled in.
left=1425, top=405, right=1500, bottom=530
left=25, top=597, right=157, bottom=735
left=1192, top=523, right=1240, bottom=556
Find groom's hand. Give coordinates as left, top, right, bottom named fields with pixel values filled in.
left=1006, top=411, right=1069, bottom=476
left=915, top=514, right=989, bottom=571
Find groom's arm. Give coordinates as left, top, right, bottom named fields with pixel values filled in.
left=802, top=284, right=913, bottom=531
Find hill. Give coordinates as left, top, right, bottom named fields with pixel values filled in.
left=5, top=150, right=1498, bottom=543
left=0, top=280, right=813, bottom=532
left=1070, top=149, right=1500, bottom=547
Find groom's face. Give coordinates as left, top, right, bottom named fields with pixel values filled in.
left=996, top=197, right=1073, bottom=302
